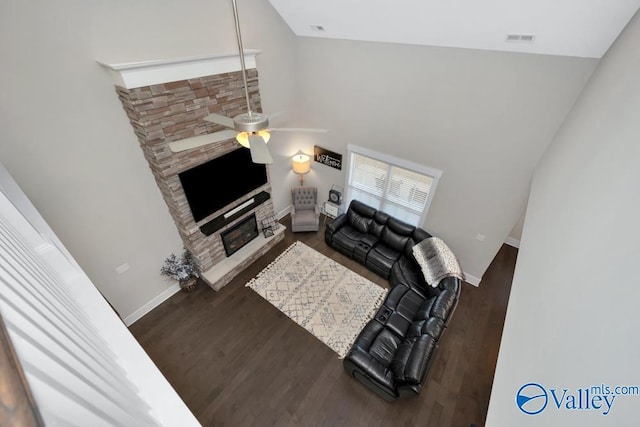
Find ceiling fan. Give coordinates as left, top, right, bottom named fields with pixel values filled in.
left=190, top=0, right=327, bottom=164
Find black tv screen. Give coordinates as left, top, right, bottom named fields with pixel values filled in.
left=178, top=148, right=268, bottom=222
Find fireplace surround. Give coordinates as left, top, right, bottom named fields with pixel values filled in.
left=100, top=53, right=285, bottom=291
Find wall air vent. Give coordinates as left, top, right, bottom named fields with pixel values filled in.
left=506, top=33, right=536, bottom=43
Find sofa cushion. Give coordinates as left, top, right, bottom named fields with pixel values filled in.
left=387, top=217, right=415, bottom=235
left=407, top=317, right=445, bottom=341
left=352, top=320, right=399, bottom=366
left=373, top=243, right=402, bottom=264
left=369, top=211, right=390, bottom=238
left=390, top=256, right=424, bottom=289
left=331, top=226, right=366, bottom=255
left=383, top=283, right=426, bottom=321
left=385, top=313, right=412, bottom=338
left=336, top=225, right=366, bottom=242
left=380, top=218, right=414, bottom=252
left=390, top=257, right=441, bottom=300
left=375, top=284, right=427, bottom=338
left=347, top=200, right=376, bottom=233
left=380, top=228, right=408, bottom=254
left=366, top=244, right=402, bottom=278
left=348, top=210, right=371, bottom=234
left=391, top=335, right=437, bottom=385
left=413, top=296, right=437, bottom=321
left=367, top=327, right=403, bottom=367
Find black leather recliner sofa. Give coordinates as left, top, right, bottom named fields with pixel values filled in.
left=325, top=200, right=461, bottom=400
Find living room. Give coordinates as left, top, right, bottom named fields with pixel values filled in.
left=1, top=1, right=639, bottom=426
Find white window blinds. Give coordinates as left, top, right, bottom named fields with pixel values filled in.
left=346, top=147, right=441, bottom=226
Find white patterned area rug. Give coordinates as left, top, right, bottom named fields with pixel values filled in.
left=246, top=241, right=387, bottom=358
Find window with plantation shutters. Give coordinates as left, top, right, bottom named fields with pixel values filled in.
left=345, top=145, right=441, bottom=226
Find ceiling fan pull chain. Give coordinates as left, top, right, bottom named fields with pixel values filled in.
left=231, top=0, right=253, bottom=117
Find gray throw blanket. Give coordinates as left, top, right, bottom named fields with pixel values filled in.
left=411, top=237, right=465, bottom=287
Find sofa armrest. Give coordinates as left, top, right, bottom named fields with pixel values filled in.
left=430, top=289, right=457, bottom=323
left=391, top=335, right=437, bottom=386
left=343, top=347, right=398, bottom=400
left=326, top=213, right=347, bottom=234
left=396, top=340, right=439, bottom=398
left=325, top=213, right=348, bottom=246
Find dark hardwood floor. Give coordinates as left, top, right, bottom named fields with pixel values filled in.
left=130, top=215, right=517, bottom=426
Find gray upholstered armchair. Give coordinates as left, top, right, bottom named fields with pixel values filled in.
left=291, top=186, right=320, bottom=232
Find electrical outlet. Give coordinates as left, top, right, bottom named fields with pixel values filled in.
left=115, top=263, right=130, bottom=274
left=475, top=234, right=486, bottom=242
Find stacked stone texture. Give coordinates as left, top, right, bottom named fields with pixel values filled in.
left=116, top=69, right=277, bottom=275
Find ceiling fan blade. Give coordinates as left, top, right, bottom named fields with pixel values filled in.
left=248, top=134, right=273, bottom=164
left=266, top=110, right=289, bottom=127
left=168, top=129, right=237, bottom=153
left=204, top=113, right=234, bottom=129
left=269, top=127, right=328, bottom=133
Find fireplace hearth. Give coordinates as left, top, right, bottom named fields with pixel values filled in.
left=221, top=214, right=259, bottom=257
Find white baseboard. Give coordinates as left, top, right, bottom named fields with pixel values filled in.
left=277, top=205, right=292, bottom=220
left=125, top=205, right=288, bottom=326
left=464, top=272, right=481, bottom=287
left=123, top=283, right=181, bottom=326
left=505, top=237, right=521, bottom=248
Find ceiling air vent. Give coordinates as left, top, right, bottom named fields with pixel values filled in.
left=506, top=33, right=536, bottom=43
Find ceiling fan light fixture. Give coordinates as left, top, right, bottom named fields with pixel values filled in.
left=236, top=130, right=270, bottom=148
left=233, top=111, right=269, bottom=132
left=190, top=0, right=325, bottom=162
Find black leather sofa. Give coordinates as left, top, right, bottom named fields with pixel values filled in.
left=325, top=200, right=461, bottom=400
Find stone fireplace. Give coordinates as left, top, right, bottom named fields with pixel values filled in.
left=99, top=53, right=285, bottom=291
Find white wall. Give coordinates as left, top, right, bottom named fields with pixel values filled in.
left=487, top=9, right=640, bottom=426
left=293, top=38, right=597, bottom=280
left=0, top=0, right=298, bottom=320
left=508, top=211, right=526, bottom=243
left=0, top=0, right=605, bottom=321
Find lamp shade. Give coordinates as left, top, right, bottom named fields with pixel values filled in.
left=292, top=153, right=311, bottom=174
left=236, top=130, right=270, bottom=148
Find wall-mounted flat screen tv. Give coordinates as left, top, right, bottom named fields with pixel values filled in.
left=178, top=148, right=268, bottom=222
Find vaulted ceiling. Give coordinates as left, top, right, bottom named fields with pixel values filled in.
left=268, top=0, right=640, bottom=58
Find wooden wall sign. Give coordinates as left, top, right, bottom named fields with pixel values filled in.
left=314, top=146, right=342, bottom=170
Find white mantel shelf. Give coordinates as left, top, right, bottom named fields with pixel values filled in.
left=97, top=50, right=261, bottom=89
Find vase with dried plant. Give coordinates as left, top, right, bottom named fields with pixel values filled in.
left=160, top=250, right=199, bottom=292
